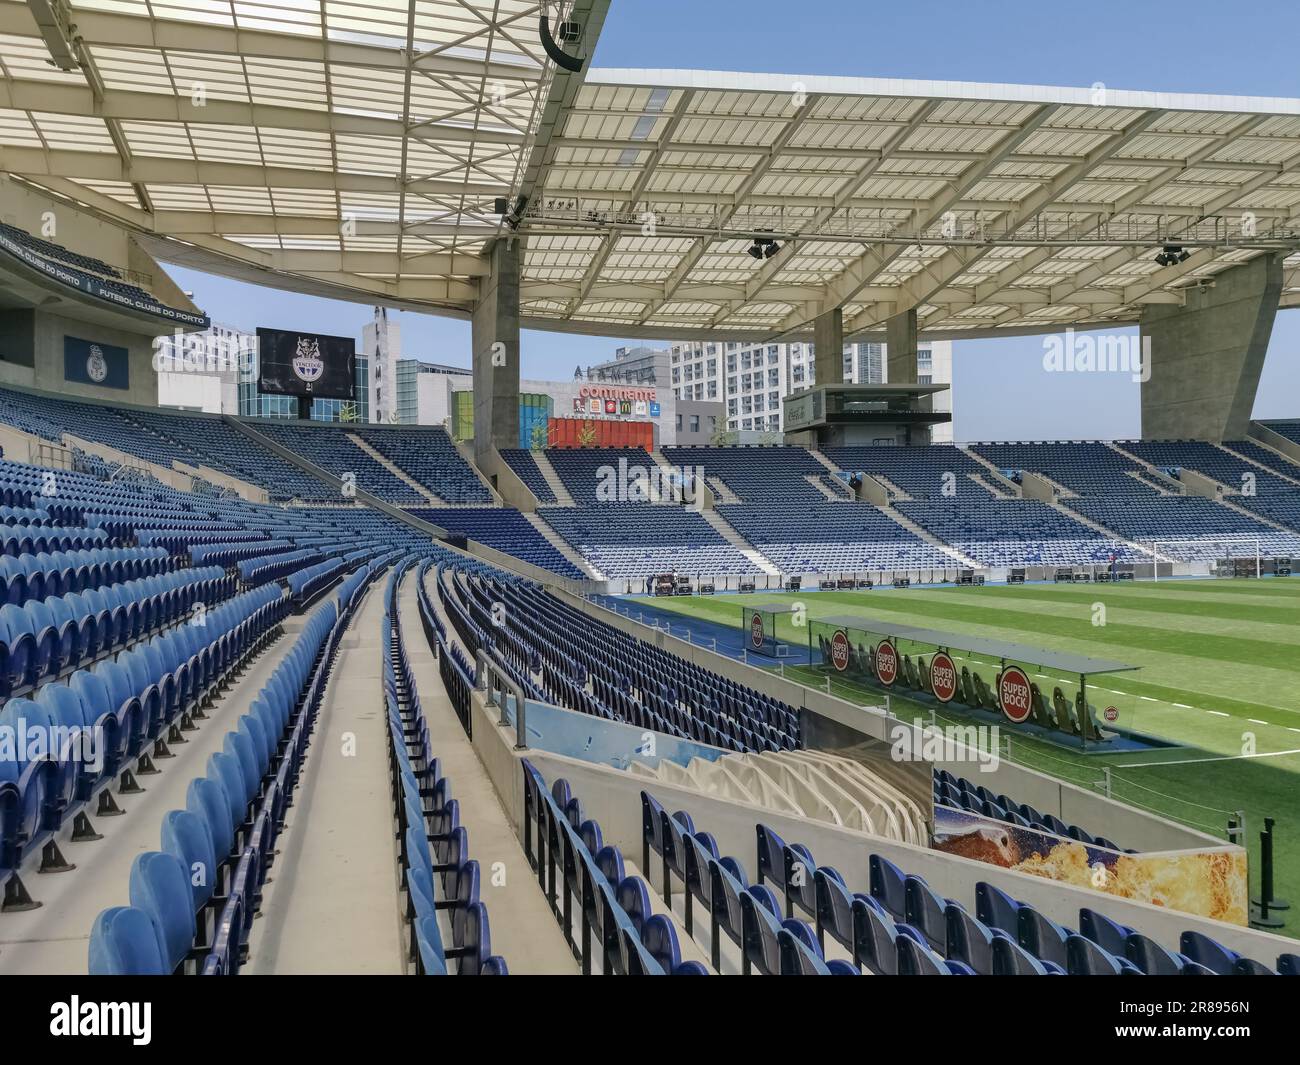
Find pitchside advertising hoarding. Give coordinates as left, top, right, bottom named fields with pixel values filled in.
left=744, top=604, right=787, bottom=658
left=256, top=327, right=356, bottom=399
left=933, top=805, right=1248, bottom=925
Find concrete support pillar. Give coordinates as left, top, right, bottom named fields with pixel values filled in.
left=1140, top=253, right=1282, bottom=440
left=471, top=238, right=522, bottom=457
left=813, top=307, right=844, bottom=386
left=885, top=308, right=918, bottom=384
left=885, top=308, right=931, bottom=444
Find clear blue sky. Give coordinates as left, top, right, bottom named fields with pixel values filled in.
left=164, top=0, right=1300, bottom=440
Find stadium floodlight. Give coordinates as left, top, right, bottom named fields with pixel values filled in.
left=748, top=237, right=780, bottom=260
left=1154, top=244, right=1191, bottom=266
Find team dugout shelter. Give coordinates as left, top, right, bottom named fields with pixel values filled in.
left=811, top=616, right=1140, bottom=750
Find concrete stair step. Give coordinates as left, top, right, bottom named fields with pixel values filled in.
left=525, top=511, right=603, bottom=578
left=345, top=432, right=442, bottom=504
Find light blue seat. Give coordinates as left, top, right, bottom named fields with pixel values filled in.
left=128, top=851, right=196, bottom=973
left=88, top=906, right=169, bottom=975
left=161, top=808, right=219, bottom=912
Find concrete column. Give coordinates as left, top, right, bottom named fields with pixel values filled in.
left=1140, top=253, right=1282, bottom=440
left=885, top=308, right=918, bottom=384
left=471, top=238, right=522, bottom=457
left=885, top=308, right=931, bottom=444
left=813, top=307, right=844, bottom=386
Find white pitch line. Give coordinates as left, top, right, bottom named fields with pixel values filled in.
left=1248, top=718, right=1268, bottom=725
left=1206, top=710, right=1230, bottom=717
left=1172, top=703, right=1192, bottom=708
left=1118, top=748, right=1300, bottom=768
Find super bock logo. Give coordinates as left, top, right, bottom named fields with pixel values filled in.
left=292, top=337, right=324, bottom=383
left=86, top=345, right=108, bottom=383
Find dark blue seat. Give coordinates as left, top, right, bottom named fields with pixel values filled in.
left=1179, top=930, right=1239, bottom=975
left=869, top=854, right=908, bottom=920
left=615, top=875, right=652, bottom=936
left=903, top=875, right=950, bottom=952
left=1079, top=907, right=1132, bottom=957
left=739, top=886, right=798, bottom=975
left=991, top=935, right=1055, bottom=975
left=976, top=881, right=1022, bottom=936
left=1067, top=934, right=1140, bottom=975
left=851, top=895, right=920, bottom=976
left=896, top=933, right=954, bottom=975
left=814, top=866, right=865, bottom=953
left=1279, top=953, right=1299, bottom=976
left=641, top=913, right=685, bottom=972
left=1018, top=906, right=1072, bottom=968
left=1125, top=933, right=1190, bottom=975
left=451, top=901, right=492, bottom=975
left=945, top=904, right=1008, bottom=976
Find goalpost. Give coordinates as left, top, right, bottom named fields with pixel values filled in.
left=1148, top=538, right=1261, bottom=581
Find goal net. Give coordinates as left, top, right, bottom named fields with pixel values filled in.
left=1148, top=538, right=1261, bottom=579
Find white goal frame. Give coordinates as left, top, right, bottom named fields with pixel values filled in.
left=1148, top=538, right=1261, bottom=580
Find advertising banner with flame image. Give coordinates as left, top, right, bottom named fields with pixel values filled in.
left=933, top=805, right=1247, bottom=924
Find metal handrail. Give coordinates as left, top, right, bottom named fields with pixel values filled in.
left=475, top=647, right=528, bottom=750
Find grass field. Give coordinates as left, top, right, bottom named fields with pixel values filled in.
left=634, top=578, right=1300, bottom=937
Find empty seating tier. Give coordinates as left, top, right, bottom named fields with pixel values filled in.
left=719, top=502, right=955, bottom=573
left=823, top=445, right=994, bottom=500
left=897, top=499, right=1138, bottom=566
left=968, top=442, right=1158, bottom=497
left=539, top=504, right=759, bottom=578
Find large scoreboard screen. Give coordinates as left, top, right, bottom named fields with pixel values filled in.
left=256, top=327, right=356, bottom=400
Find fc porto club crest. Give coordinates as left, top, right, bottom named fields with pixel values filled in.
left=292, top=336, right=325, bottom=384
left=86, top=344, right=109, bottom=384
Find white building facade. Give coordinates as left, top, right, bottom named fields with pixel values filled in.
left=670, top=338, right=951, bottom=442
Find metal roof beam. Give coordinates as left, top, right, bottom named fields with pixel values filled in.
left=0, top=5, right=543, bottom=81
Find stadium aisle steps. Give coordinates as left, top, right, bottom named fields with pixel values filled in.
left=0, top=625, right=292, bottom=974
left=880, top=506, right=979, bottom=567
left=698, top=509, right=781, bottom=575
left=345, top=433, right=441, bottom=504
left=531, top=451, right=576, bottom=506
left=246, top=583, right=405, bottom=975
left=522, top=511, right=602, bottom=579
left=404, top=569, right=577, bottom=974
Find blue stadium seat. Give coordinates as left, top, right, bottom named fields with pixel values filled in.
left=88, top=906, right=169, bottom=976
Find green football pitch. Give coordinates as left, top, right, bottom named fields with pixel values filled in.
left=634, top=578, right=1300, bottom=937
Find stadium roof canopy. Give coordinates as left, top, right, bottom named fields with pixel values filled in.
left=3, top=0, right=1300, bottom=340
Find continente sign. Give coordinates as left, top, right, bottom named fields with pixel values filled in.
left=929, top=652, right=958, bottom=703
left=829, top=629, right=851, bottom=672
left=873, top=639, right=898, bottom=685
left=997, top=664, right=1033, bottom=724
